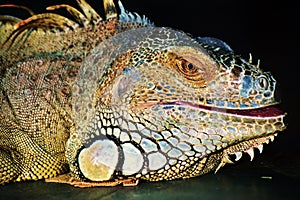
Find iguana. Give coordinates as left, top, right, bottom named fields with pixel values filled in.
left=0, top=0, right=286, bottom=187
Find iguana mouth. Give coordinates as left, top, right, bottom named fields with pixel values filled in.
left=173, top=102, right=286, bottom=118
left=214, top=133, right=279, bottom=173
left=215, top=105, right=285, bottom=117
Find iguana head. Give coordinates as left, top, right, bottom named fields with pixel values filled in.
left=68, top=26, right=286, bottom=182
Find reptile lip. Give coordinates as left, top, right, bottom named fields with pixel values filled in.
left=172, top=101, right=286, bottom=118
left=224, top=105, right=286, bottom=117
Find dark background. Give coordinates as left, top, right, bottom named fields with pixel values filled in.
left=0, top=0, right=298, bottom=199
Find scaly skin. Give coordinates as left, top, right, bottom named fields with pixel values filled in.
left=0, top=0, right=286, bottom=187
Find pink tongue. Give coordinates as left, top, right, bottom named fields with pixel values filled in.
left=173, top=102, right=285, bottom=117
left=226, top=105, right=286, bottom=117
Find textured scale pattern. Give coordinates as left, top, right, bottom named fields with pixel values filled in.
left=0, top=0, right=286, bottom=187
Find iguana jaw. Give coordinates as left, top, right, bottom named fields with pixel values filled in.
left=214, top=133, right=280, bottom=173
left=150, top=100, right=286, bottom=174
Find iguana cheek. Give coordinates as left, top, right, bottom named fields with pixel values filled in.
left=78, top=140, right=119, bottom=181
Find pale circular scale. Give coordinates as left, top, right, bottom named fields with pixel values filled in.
left=206, top=144, right=216, bottom=151
left=130, top=132, right=142, bottom=143
left=178, top=133, right=189, bottom=141
left=142, top=169, right=147, bottom=175
left=216, top=128, right=227, bottom=136
left=158, top=140, right=171, bottom=153
left=201, top=136, right=212, bottom=144
left=128, top=122, right=137, bottom=131
left=117, top=118, right=123, bottom=126
left=193, top=145, right=206, bottom=153
left=141, top=138, right=158, bottom=153
left=110, top=118, right=116, bottom=126
left=177, top=142, right=191, bottom=151
left=170, top=128, right=180, bottom=135
left=137, top=123, right=146, bottom=131
left=141, top=128, right=151, bottom=137
left=121, top=143, right=144, bottom=175
left=198, top=133, right=209, bottom=139
left=148, top=152, right=167, bottom=170
left=169, top=159, right=177, bottom=165
left=78, top=140, right=119, bottom=181
left=121, top=121, right=129, bottom=130
left=102, top=118, right=107, bottom=126
left=167, top=148, right=182, bottom=158
left=107, top=119, right=112, bottom=127
left=185, top=150, right=196, bottom=156
left=212, top=139, right=222, bottom=146
left=206, top=149, right=212, bottom=154
left=161, top=130, right=172, bottom=139
left=106, top=127, right=113, bottom=135
left=100, top=127, right=106, bottom=135
left=113, top=128, right=121, bottom=138
left=120, top=131, right=130, bottom=142
left=180, top=125, right=189, bottom=133
left=151, top=132, right=163, bottom=140
left=188, top=137, right=200, bottom=145
left=165, top=164, right=170, bottom=170
left=209, top=134, right=222, bottom=141
left=195, top=153, right=201, bottom=157
left=179, top=155, right=188, bottom=161
left=167, top=137, right=179, bottom=146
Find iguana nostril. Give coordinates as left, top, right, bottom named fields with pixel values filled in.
left=256, top=76, right=269, bottom=90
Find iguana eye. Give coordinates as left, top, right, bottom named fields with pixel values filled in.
left=177, top=58, right=200, bottom=76
left=168, top=46, right=217, bottom=86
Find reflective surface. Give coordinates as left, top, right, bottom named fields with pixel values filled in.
left=1, top=155, right=299, bottom=200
